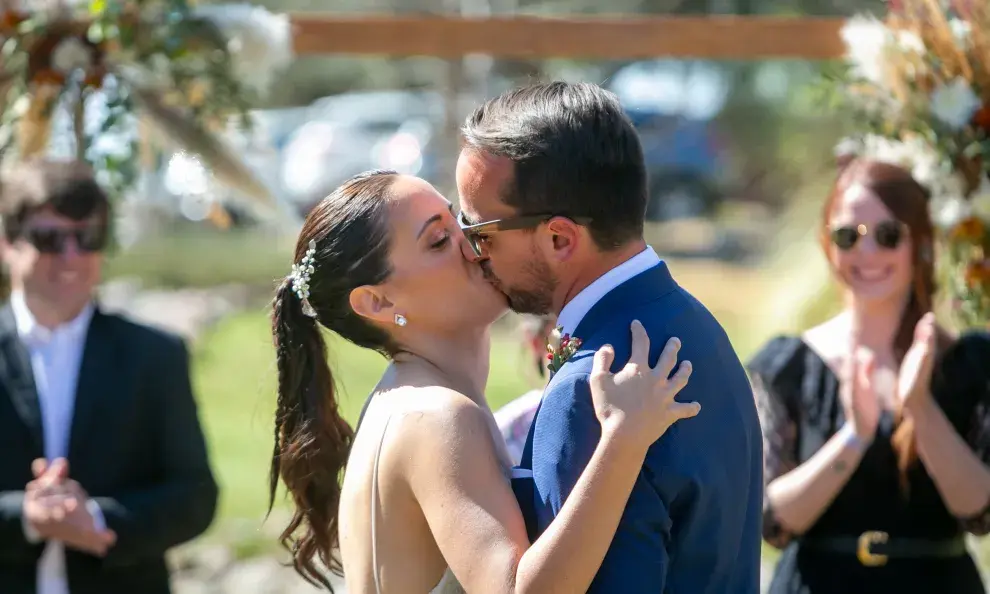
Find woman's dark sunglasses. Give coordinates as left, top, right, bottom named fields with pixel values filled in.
left=456, top=211, right=592, bottom=257
left=22, top=225, right=108, bottom=254
left=829, top=220, right=906, bottom=251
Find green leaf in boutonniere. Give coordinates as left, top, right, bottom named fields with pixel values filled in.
left=546, top=326, right=582, bottom=374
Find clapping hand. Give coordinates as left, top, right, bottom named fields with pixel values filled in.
left=23, top=458, right=117, bottom=556
left=897, top=312, right=938, bottom=414
left=840, top=341, right=881, bottom=443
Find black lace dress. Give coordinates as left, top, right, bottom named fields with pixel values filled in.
left=748, top=331, right=990, bottom=594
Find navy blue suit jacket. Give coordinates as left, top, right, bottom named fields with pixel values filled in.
left=514, top=262, right=763, bottom=593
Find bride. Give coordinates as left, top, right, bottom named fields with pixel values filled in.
left=267, top=170, right=700, bottom=593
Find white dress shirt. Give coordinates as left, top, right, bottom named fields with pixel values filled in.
left=556, top=245, right=662, bottom=337
left=12, top=291, right=105, bottom=594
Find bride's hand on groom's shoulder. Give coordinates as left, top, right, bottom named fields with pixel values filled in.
left=590, top=320, right=700, bottom=452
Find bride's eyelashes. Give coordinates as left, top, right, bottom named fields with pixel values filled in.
left=429, top=231, right=451, bottom=250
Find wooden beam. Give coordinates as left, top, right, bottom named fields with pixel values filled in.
left=290, top=14, right=847, bottom=60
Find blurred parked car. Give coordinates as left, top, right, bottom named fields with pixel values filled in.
left=607, top=59, right=732, bottom=221
left=279, top=90, right=446, bottom=210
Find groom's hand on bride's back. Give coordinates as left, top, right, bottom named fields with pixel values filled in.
left=590, top=320, right=700, bottom=452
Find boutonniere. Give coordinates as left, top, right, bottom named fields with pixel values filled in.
left=546, top=326, right=582, bottom=374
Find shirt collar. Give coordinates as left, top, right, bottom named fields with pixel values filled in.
left=556, top=246, right=661, bottom=337
left=11, top=290, right=94, bottom=347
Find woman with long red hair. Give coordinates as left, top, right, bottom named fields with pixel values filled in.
left=749, top=158, right=990, bottom=593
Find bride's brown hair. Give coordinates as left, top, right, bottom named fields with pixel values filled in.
left=268, top=170, right=399, bottom=589
left=820, top=158, right=948, bottom=494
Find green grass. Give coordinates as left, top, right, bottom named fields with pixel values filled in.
left=190, top=310, right=537, bottom=527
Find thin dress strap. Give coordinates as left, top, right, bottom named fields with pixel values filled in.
left=371, top=413, right=393, bottom=594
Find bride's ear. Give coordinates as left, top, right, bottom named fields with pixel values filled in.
left=349, top=285, right=395, bottom=325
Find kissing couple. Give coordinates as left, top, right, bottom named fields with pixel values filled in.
left=267, top=81, right=764, bottom=593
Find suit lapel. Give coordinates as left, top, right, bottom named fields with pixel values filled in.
left=522, top=263, right=678, bottom=465
left=0, top=305, right=44, bottom=454
left=69, top=309, right=121, bottom=458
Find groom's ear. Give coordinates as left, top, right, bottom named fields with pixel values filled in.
left=349, top=285, right=395, bottom=324
left=544, top=217, right=582, bottom=262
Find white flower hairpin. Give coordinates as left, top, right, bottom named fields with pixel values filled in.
left=289, top=239, right=318, bottom=318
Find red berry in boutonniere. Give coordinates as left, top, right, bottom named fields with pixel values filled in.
left=546, top=326, right=583, bottom=374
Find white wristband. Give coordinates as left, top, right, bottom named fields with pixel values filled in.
left=840, top=423, right=870, bottom=452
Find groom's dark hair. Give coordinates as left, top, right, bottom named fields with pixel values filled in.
left=461, top=81, right=647, bottom=250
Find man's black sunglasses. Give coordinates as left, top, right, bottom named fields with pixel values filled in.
left=21, top=225, right=109, bottom=254
left=456, top=212, right=592, bottom=257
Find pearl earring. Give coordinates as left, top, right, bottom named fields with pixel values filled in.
left=394, top=314, right=407, bottom=327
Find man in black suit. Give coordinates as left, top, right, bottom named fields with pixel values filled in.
left=0, top=159, right=218, bottom=593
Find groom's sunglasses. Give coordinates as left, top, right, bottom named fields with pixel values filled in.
left=829, top=220, right=906, bottom=251
left=457, top=211, right=592, bottom=258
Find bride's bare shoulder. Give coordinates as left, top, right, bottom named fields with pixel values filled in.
left=386, top=386, right=490, bottom=444
left=389, top=385, right=482, bottom=415
left=379, top=387, right=499, bottom=491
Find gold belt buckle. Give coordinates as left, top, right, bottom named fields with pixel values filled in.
left=857, top=531, right=889, bottom=566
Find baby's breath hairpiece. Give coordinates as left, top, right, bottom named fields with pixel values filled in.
left=289, top=239, right=318, bottom=318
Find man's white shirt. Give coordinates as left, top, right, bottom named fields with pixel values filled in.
left=12, top=292, right=106, bottom=594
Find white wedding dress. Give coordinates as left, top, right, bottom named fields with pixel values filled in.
left=425, top=571, right=463, bottom=594
left=370, top=414, right=475, bottom=594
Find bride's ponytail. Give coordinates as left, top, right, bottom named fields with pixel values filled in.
left=269, top=277, right=353, bottom=589
left=267, top=170, right=399, bottom=589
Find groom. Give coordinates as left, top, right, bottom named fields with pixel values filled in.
left=456, top=81, right=763, bottom=592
